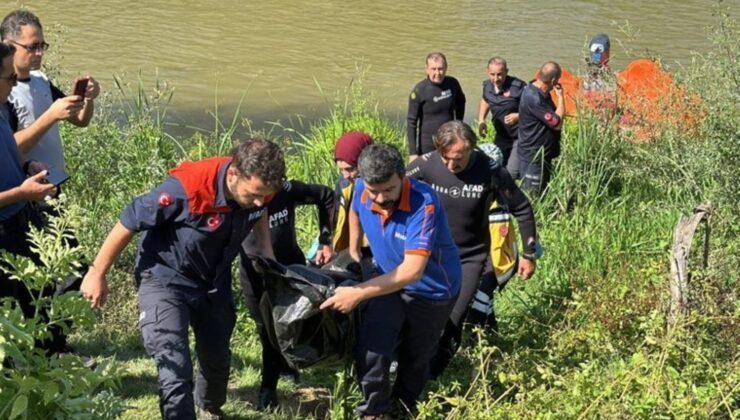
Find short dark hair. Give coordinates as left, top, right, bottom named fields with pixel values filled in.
left=231, top=138, right=285, bottom=191
left=0, top=43, right=16, bottom=72
left=539, top=61, right=562, bottom=83
left=426, top=52, right=447, bottom=66
left=434, top=120, right=477, bottom=152
left=358, top=144, right=405, bottom=184
left=1, top=10, right=42, bottom=41
left=487, top=56, right=508, bottom=69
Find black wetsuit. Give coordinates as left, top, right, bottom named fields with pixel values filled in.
left=239, top=180, right=334, bottom=393
left=482, top=75, right=526, bottom=165
left=407, top=150, right=536, bottom=377
left=407, top=76, right=466, bottom=156
left=242, top=180, right=334, bottom=264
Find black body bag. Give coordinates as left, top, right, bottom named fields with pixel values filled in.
left=250, top=253, right=361, bottom=370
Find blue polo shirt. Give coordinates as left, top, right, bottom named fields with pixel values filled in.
left=120, top=157, right=266, bottom=291
left=352, top=176, right=461, bottom=300
left=0, top=113, right=26, bottom=221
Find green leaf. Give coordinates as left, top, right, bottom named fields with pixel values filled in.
left=9, top=394, right=27, bottom=419
left=42, top=382, right=59, bottom=404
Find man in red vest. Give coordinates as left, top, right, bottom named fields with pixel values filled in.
left=81, top=139, right=285, bottom=419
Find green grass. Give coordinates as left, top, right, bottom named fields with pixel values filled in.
left=46, top=10, right=740, bottom=419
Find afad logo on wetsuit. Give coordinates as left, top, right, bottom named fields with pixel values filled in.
left=431, top=183, right=484, bottom=199
left=432, top=90, right=452, bottom=103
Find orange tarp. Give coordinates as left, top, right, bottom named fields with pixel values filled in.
left=617, top=59, right=703, bottom=141
left=536, top=59, right=703, bottom=141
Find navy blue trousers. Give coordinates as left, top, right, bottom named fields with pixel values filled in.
left=519, top=157, right=554, bottom=196
left=137, top=275, right=236, bottom=420
left=355, top=291, right=455, bottom=416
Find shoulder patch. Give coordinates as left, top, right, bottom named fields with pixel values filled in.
left=158, top=192, right=173, bottom=207
left=206, top=213, right=222, bottom=230
left=410, top=91, right=417, bottom=100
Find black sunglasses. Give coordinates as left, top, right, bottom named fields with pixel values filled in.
left=9, top=40, right=50, bottom=53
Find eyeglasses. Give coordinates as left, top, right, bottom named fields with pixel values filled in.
left=9, top=40, right=50, bottom=53
left=0, top=73, right=17, bottom=84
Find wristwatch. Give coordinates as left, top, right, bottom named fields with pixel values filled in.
left=522, top=241, right=544, bottom=261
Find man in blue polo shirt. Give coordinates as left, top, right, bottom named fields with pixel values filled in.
left=80, top=139, right=285, bottom=420
left=518, top=61, right=565, bottom=195
left=321, top=144, right=461, bottom=419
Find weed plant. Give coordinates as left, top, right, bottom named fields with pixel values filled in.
left=0, top=198, right=123, bottom=419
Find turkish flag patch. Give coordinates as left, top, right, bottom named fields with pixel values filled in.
left=544, top=112, right=557, bottom=126
left=207, top=214, right=222, bottom=230
left=158, top=192, right=173, bottom=207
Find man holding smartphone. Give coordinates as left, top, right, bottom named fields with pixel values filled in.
left=517, top=61, right=565, bottom=195
left=0, top=9, right=100, bottom=173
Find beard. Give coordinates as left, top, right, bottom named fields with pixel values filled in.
left=374, top=199, right=398, bottom=210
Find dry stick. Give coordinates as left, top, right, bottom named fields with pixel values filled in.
left=709, top=381, right=739, bottom=419
left=490, top=385, right=518, bottom=406
left=446, top=348, right=495, bottom=419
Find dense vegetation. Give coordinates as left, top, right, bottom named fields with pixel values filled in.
left=1, top=10, right=737, bottom=420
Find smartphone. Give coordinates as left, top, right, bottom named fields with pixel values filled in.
left=72, top=78, right=88, bottom=98
left=45, top=168, right=70, bottom=186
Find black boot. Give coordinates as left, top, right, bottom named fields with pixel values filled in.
left=257, top=387, right=279, bottom=411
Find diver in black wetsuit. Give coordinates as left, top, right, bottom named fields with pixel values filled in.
left=406, top=120, right=538, bottom=379
left=239, top=179, right=334, bottom=410
left=407, top=52, right=466, bottom=161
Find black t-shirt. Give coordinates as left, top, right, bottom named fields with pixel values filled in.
left=1, top=102, right=18, bottom=132
left=242, top=180, right=334, bottom=265
left=518, top=83, right=562, bottom=161
left=406, top=150, right=537, bottom=258
left=406, top=76, right=466, bottom=156
left=482, top=76, right=525, bottom=148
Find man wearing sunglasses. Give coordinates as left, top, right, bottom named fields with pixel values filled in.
left=1, top=9, right=100, bottom=173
